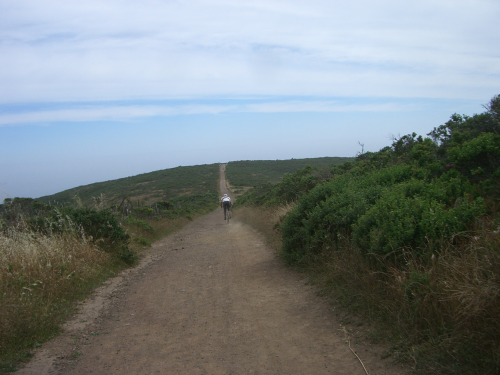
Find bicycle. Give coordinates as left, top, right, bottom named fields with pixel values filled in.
left=226, top=208, right=231, bottom=224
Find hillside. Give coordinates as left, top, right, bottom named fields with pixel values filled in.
left=37, top=164, right=220, bottom=207
left=37, top=157, right=352, bottom=207
left=225, top=157, right=352, bottom=187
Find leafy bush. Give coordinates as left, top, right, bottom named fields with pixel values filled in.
left=119, top=246, right=139, bottom=264
left=271, top=165, right=326, bottom=204
left=134, top=207, right=155, bottom=216
left=448, top=133, right=500, bottom=183
left=277, top=96, right=500, bottom=264
left=280, top=164, right=427, bottom=261
left=234, top=165, right=331, bottom=208
left=352, top=180, right=485, bottom=258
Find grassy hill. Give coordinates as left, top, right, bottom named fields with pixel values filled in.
left=38, top=158, right=352, bottom=207
left=38, top=163, right=220, bottom=207
left=225, top=157, right=352, bottom=187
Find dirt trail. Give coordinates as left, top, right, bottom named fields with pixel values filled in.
left=18, top=164, right=401, bottom=374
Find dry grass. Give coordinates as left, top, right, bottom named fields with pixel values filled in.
left=0, top=208, right=206, bottom=371
left=0, top=224, right=113, bottom=368
left=235, top=203, right=295, bottom=251
left=306, top=234, right=500, bottom=374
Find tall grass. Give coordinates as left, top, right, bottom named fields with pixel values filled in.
left=236, top=204, right=294, bottom=251
left=294, top=230, right=500, bottom=374
left=0, top=223, right=113, bottom=370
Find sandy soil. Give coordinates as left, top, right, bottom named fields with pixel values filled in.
left=17, top=165, right=403, bottom=375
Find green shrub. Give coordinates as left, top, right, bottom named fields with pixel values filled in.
left=134, top=237, right=151, bottom=247
left=270, top=165, right=324, bottom=204
left=352, top=181, right=485, bottom=258
left=280, top=164, right=426, bottom=261
left=65, top=208, right=130, bottom=252
left=118, top=246, right=139, bottom=264
left=233, top=183, right=274, bottom=207
left=448, top=133, right=500, bottom=183
left=134, top=207, right=155, bottom=216
left=124, top=216, right=154, bottom=231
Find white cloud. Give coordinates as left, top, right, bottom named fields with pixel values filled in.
left=0, top=100, right=421, bottom=126
left=0, top=0, right=499, bottom=104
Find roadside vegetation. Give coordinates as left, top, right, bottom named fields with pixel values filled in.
left=0, top=165, right=220, bottom=372
left=234, top=95, right=500, bottom=374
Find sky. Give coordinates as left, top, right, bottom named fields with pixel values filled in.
left=1, top=0, right=499, bottom=202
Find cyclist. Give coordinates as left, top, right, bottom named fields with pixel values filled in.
left=220, top=193, right=232, bottom=220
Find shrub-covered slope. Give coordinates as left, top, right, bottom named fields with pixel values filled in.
left=281, top=96, right=499, bottom=263
left=236, top=95, right=500, bottom=374
left=37, top=163, right=220, bottom=207
left=225, top=157, right=352, bottom=188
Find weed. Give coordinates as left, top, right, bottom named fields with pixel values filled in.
left=70, top=352, right=82, bottom=360
left=119, top=246, right=138, bottom=265
left=124, top=217, right=154, bottom=231
left=134, top=237, right=151, bottom=247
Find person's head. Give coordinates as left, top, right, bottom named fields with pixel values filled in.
left=224, top=194, right=228, bottom=197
